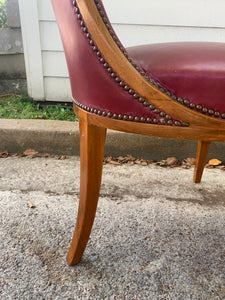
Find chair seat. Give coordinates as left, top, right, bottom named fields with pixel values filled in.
left=127, top=42, right=225, bottom=118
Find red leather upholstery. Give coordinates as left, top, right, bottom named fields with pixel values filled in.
left=128, top=42, right=225, bottom=117
left=52, top=0, right=225, bottom=121
left=51, top=0, right=180, bottom=124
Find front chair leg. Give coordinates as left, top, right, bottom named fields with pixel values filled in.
left=67, top=112, right=106, bottom=266
left=193, top=140, right=211, bottom=183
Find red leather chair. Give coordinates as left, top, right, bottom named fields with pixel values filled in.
left=51, top=0, right=225, bottom=265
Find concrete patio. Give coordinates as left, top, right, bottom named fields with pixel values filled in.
left=0, top=155, right=224, bottom=299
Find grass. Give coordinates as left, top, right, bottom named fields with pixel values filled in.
left=0, top=95, right=78, bottom=121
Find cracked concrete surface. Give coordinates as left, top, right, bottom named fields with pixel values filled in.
left=0, top=156, right=225, bottom=299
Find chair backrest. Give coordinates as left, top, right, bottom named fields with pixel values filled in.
left=51, top=0, right=140, bottom=113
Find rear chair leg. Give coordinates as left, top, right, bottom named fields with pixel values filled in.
left=193, top=141, right=211, bottom=183
left=67, top=111, right=106, bottom=265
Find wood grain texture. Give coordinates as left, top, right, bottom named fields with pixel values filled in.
left=194, top=141, right=211, bottom=183
left=67, top=110, right=106, bottom=265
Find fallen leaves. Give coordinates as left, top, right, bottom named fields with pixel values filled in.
left=208, top=159, right=222, bottom=166
left=0, top=151, right=9, bottom=158
left=27, top=200, right=36, bottom=208
left=104, top=155, right=225, bottom=171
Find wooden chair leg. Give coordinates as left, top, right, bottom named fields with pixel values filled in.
left=67, top=112, right=106, bottom=266
left=193, top=140, right=211, bottom=183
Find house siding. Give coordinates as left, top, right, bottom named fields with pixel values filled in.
left=19, top=0, right=225, bottom=101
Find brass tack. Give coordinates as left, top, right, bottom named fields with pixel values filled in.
left=96, top=51, right=101, bottom=57
left=87, top=107, right=90, bottom=112
left=90, top=108, right=94, bottom=113
left=160, top=112, right=166, bottom=117
left=166, top=91, right=171, bottom=96
left=99, top=10, right=104, bottom=17
left=124, top=85, right=130, bottom=91
left=190, top=103, right=195, bottom=108
left=160, top=120, right=166, bottom=125
left=80, top=21, right=85, bottom=27
left=177, top=97, right=183, bottom=103
left=86, top=33, right=91, bottom=39
left=75, top=7, right=79, bottom=13
left=119, top=81, right=125, bottom=87
left=113, top=114, right=118, bottom=119
left=167, top=120, right=173, bottom=125
left=115, top=77, right=121, bottom=83
left=153, top=119, right=158, bottom=124
left=111, top=73, right=116, bottom=78
left=133, top=93, right=139, bottom=99
left=128, top=116, right=134, bottom=121
left=93, top=46, right=98, bottom=52
left=140, top=117, right=146, bottom=122
left=129, top=89, right=135, bottom=95
left=149, top=104, right=155, bottom=110
left=103, top=63, right=109, bottom=68
left=215, top=112, right=220, bottom=117
left=94, top=109, right=98, bottom=114
left=143, top=101, right=149, bottom=107
left=107, top=67, right=113, bottom=73
left=165, top=115, right=171, bottom=120
left=196, top=105, right=202, bottom=110
left=89, top=40, right=94, bottom=46
left=175, top=121, right=181, bottom=126
left=171, top=95, right=177, bottom=100
left=103, top=17, right=108, bottom=23
left=98, top=110, right=102, bottom=116
left=153, top=108, right=160, bottom=114
left=102, top=111, right=107, bottom=116
left=202, top=107, right=208, bottom=113
left=184, top=99, right=190, bottom=106
left=222, top=114, right=225, bottom=119
left=118, top=114, right=123, bottom=120
left=146, top=118, right=152, bottom=123
left=138, top=97, right=145, bottom=103
left=182, top=122, right=189, bottom=127
left=134, top=116, right=140, bottom=122
left=83, top=27, right=88, bottom=33
left=123, top=115, right=128, bottom=120
left=77, top=14, right=82, bottom=20
left=160, top=88, right=165, bottom=93
left=73, top=1, right=76, bottom=6
left=208, top=109, right=214, bottom=115
left=108, top=112, right=112, bottom=117
left=100, top=58, right=105, bottom=63
left=140, top=71, right=145, bottom=76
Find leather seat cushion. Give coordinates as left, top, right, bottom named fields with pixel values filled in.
left=127, top=42, right=225, bottom=114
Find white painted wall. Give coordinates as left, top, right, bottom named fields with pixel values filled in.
left=19, top=0, right=225, bottom=102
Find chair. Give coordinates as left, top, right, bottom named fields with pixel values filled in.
left=51, top=0, right=225, bottom=265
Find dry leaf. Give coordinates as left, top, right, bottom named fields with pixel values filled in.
left=208, top=159, right=222, bottom=166
left=0, top=151, right=9, bottom=158
left=185, top=157, right=196, bottom=165
left=109, top=160, right=121, bottom=165
left=27, top=200, right=36, bottom=208
left=58, top=155, right=69, bottom=160
left=24, top=149, right=39, bottom=158
left=166, top=157, right=179, bottom=166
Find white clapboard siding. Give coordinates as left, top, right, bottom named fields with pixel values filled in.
left=44, top=77, right=71, bottom=101
left=20, top=0, right=225, bottom=102
left=42, top=51, right=69, bottom=77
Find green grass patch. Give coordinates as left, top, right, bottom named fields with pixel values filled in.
left=0, top=0, right=7, bottom=28
left=0, top=95, right=78, bottom=121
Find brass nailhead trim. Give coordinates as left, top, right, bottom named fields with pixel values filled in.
left=93, top=0, right=225, bottom=121
left=72, top=0, right=188, bottom=127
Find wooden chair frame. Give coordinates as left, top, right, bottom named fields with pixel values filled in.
left=54, top=0, right=225, bottom=265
